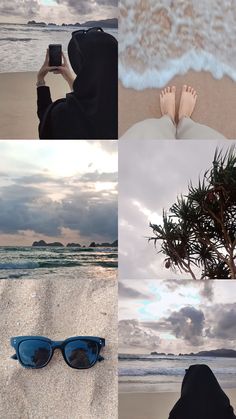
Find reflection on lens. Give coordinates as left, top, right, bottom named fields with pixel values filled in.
left=19, top=340, right=52, bottom=368
left=64, top=340, right=98, bottom=368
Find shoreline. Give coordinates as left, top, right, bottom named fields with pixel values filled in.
left=118, top=71, right=236, bottom=139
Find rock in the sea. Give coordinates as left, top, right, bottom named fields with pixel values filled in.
left=66, top=243, right=81, bottom=247
left=32, top=240, right=64, bottom=247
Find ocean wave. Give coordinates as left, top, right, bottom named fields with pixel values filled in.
left=119, top=367, right=236, bottom=377
left=119, top=0, right=236, bottom=89
left=0, top=37, right=35, bottom=42
left=0, top=260, right=82, bottom=270
left=119, top=51, right=236, bottom=90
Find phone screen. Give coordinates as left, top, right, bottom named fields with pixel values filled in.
left=49, top=44, right=62, bottom=67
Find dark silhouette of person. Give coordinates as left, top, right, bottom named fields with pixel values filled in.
left=37, top=28, right=118, bottom=140
left=169, top=364, right=236, bottom=419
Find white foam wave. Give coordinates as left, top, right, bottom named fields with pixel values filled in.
left=119, top=50, right=236, bottom=90
left=119, top=0, right=236, bottom=89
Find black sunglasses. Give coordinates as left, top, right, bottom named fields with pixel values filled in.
left=11, top=336, right=105, bottom=369
left=72, top=27, right=104, bottom=36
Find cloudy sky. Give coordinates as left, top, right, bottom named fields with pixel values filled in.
left=119, top=139, right=236, bottom=280
left=0, top=0, right=117, bottom=24
left=0, top=140, right=117, bottom=246
left=119, top=279, right=236, bottom=354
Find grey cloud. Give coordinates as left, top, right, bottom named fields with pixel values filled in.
left=96, top=0, right=118, bottom=6
left=79, top=171, right=117, bottom=183
left=55, top=0, right=93, bottom=15
left=119, top=319, right=161, bottom=350
left=0, top=180, right=117, bottom=241
left=199, top=282, right=214, bottom=302
left=119, top=281, right=152, bottom=300
left=165, top=306, right=205, bottom=346
left=206, top=305, right=236, bottom=341
left=0, top=0, right=40, bottom=17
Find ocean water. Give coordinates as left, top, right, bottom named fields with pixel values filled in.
left=119, top=0, right=236, bottom=89
left=119, top=354, right=236, bottom=392
left=0, top=246, right=117, bottom=280
left=0, top=23, right=117, bottom=73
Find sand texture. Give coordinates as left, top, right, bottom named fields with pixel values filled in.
left=0, top=276, right=117, bottom=419
left=0, top=72, right=69, bottom=139
left=119, top=72, right=236, bottom=139
left=119, top=390, right=236, bottom=419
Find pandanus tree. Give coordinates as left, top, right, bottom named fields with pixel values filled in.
left=149, top=147, right=236, bottom=279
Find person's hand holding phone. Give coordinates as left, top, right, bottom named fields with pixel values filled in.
left=37, top=50, right=75, bottom=91
left=37, top=49, right=58, bottom=86
left=52, top=52, right=75, bottom=91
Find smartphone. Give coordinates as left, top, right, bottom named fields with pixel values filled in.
left=49, top=44, right=62, bottom=68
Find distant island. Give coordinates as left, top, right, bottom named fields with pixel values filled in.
left=32, top=239, right=118, bottom=248
left=150, top=349, right=236, bottom=358
left=27, top=18, right=118, bottom=29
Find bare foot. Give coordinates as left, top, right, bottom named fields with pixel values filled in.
left=160, top=86, right=176, bottom=123
left=178, top=85, right=197, bottom=121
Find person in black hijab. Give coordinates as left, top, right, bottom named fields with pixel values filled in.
left=169, top=364, right=236, bottom=419
left=36, top=27, right=118, bottom=139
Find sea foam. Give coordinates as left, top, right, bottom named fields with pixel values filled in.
left=119, top=0, right=236, bottom=89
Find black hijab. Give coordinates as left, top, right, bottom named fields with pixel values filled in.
left=39, top=28, right=118, bottom=139
left=169, top=364, right=236, bottom=419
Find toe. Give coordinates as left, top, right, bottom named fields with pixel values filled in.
left=188, top=86, right=192, bottom=92
left=183, top=84, right=187, bottom=92
left=172, top=85, right=176, bottom=93
left=167, top=86, right=170, bottom=93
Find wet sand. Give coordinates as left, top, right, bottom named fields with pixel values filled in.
left=0, top=72, right=69, bottom=139
left=119, top=390, right=236, bottom=419
left=119, top=71, right=236, bottom=139
left=0, top=277, right=117, bottom=419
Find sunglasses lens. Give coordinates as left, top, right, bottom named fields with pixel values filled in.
left=18, top=340, right=52, bottom=368
left=64, top=339, right=99, bottom=369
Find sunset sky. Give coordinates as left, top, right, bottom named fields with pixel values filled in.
left=119, top=280, right=236, bottom=354
left=0, top=0, right=118, bottom=24
left=0, top=140, right=117, bottom=246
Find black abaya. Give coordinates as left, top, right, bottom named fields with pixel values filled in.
left=169, top=364, right=236, bottom=419
left=38, top=28, right=118, bottom=139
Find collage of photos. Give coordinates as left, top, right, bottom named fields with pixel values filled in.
left=0, top=1, right=235, bottom=419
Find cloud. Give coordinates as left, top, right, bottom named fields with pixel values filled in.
left=55, top=0, right=93, bottom=15
left=119, top=319, right=161, bottom=350
left=165, top=306, right=205, bottom=346
left=119, top=281, right=152, bottom=300
left=0, top=0, right=40, bottom=17
left=55, top=0, right=117, bottom=16
left=206, top=304, right=236, bottom=341
left=0, top=176, right=117, bottom=242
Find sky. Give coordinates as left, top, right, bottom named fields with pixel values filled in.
left=0, top=0, right=118, bottom=24
left=119, top=279, right=236, bottom=354
left=119, top=139, right=236, bottom=280
left=0, top=140, right=117, bottom=246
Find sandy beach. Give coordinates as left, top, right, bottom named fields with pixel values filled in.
left=0, top=72, right=69, bottom=139
left=119, top=390, right=236, bottom=419
left=0, top=276, right=117, bottom=419
left=119, top=71, right=236, bottom=139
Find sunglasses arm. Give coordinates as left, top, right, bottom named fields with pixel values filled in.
left=98, top=355, right=104, bottom=362
left=10, top=353, right=18, bottom=360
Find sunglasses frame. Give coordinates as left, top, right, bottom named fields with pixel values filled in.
left=11, top=336, right=105, bottom=369
left=72, top=27, right=104, bottom=37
